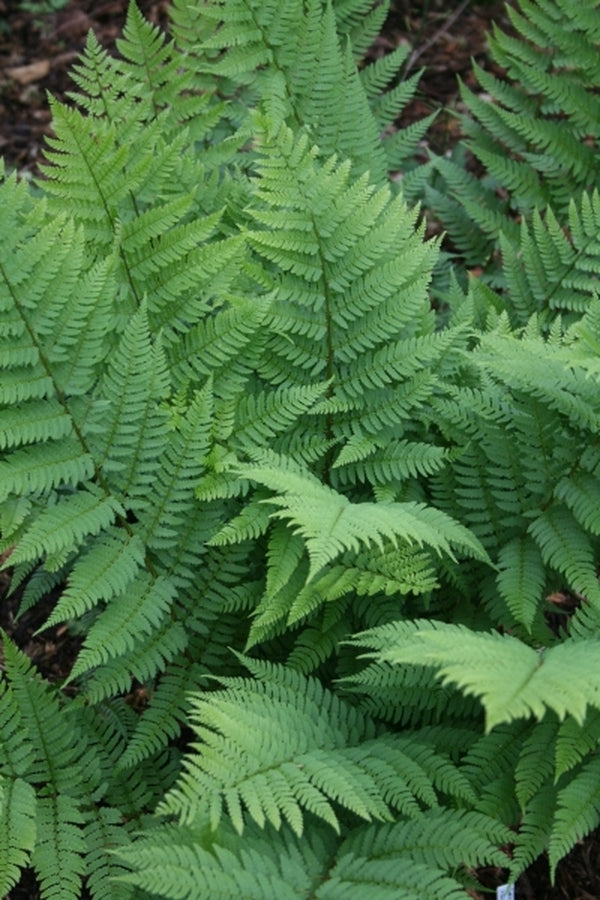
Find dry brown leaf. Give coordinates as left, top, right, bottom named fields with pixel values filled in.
left=6, top=60, right=51, bottom=86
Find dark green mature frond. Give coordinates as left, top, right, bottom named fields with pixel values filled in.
left=0, top=777, right=36, bottom=897
left=66, top=574, right=177, bottom=683
left=415, top=0, right=600, bottom=301
left=117, top=660, right=205, bottom=769
left=554, top=713, right=600, bottom=782
left=548, top=756, right=600, bottom=877
left=83, top=806, right=135, bottom=900
left=495, top=536, right=547, bottom=630
left=499, top=192, right=600, bottom=325
left=32, top=795, right=86, bottom=900
left=116, top=805, right=513, bottom=900
left=116, top=817, right=337, bottom=900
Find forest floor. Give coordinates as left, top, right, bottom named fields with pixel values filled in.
left=1, top=1, right=600, bottom=898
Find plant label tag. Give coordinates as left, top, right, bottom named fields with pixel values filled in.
left=497, top=885, right=515, bottom=900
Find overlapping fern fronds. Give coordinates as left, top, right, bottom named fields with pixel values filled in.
left=409, top=0, right=600, bottom=322
left=2, top=0, right=600, bottom=897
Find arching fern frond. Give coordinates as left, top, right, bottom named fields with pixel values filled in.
left=356, top=620, right=600, bottom=732
left=229, top=453, right=486, bottom=580
left=160, top=662, right=472, bottom=840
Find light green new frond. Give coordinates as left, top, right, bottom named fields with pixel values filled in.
left=0, top=777, right=36, bottom=897
left=236, top=454, right=487, bottom=579
left=367, top=620, right=600, bottom=731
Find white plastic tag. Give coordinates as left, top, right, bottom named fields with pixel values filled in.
left=497, top=885, right=515, bottom=900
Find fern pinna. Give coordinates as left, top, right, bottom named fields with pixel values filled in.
left=1, top=1, right=600, bottom=897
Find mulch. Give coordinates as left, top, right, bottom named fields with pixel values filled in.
left=1, top=1, right=600, bottom=898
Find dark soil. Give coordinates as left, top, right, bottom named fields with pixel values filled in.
left=1, top=1, right=600, bottom=898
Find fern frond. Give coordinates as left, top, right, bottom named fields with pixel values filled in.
left=67, top=574, right=177, bottom=682
left=528, top=505, right=600, bottom=608
left=83, top=620, right=188, bottom=705
left=117, top=661, right=204, bottom=769
left=160, top=662, right=466, bottom=835
left=0, top=777, right=37, bottom=897
left=82, top=805, right=134, bottom=900
left=548, top=755, right=600, bottom=877
left=43, top=532, right=146, bottom=627
left=514, top=719, right=557, bottom=809
left=116, top=817, right=336, bottom=900
left=8, top=490, right=122, bottom=571
left=234, top=454, right=487, bottom=580
left=496, top=535, right=547, bottom=630
left=358, top=620, right=600, bottom=731
left=137, top=386, right=213, bottom=550
left=32, top=794, right=86, bottom=900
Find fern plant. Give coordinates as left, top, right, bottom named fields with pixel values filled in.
left=406, top=0, right=600, bottom=325
left=1, top=0, right=600, bottom=897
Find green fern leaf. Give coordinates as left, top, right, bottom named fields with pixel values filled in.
left=234, top=454, right=487, bottom=579
left=362, top=620, right=600, bottom=731
left=549, top=755, right=600, bottom=877
left=0, top=777, right=37, bottom=896
left=32, top=794, right=86, bottom=900
left=496, top=535, right=547, bottom=630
